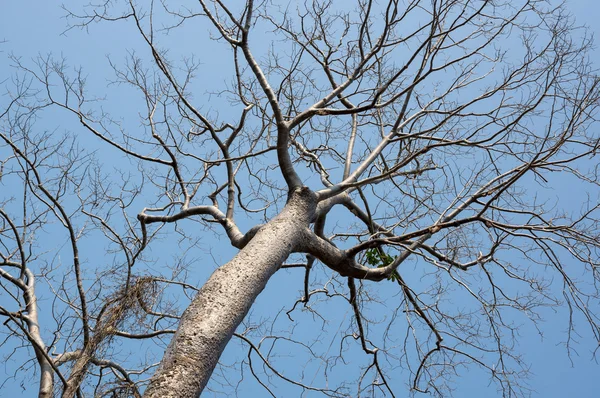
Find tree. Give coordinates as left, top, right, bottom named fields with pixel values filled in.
left=1, top=0, right=600, bottom=396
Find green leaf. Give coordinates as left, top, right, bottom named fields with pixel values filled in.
left=365, top=248, right=398, bottom=282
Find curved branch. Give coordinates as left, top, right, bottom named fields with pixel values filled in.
left=137, top=205, right=261, bottom=249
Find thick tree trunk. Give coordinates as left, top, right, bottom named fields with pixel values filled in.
left=143, top=188, right=316, bottom=398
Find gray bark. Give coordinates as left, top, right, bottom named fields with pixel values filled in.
left=143, top=188, right=317, bottom=397
left=31, top=313, right=54, bottom=398
left=23, top=272, right=54, bottom=398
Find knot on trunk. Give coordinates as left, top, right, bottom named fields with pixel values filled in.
left=287, top=186, right=317, bottom=213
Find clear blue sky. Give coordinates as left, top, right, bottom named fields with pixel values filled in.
left=1, top=1, right=600, bottom=397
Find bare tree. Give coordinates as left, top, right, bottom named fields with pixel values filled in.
left=1, top=0, right=600, bottom=397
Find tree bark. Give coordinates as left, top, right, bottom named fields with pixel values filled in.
left=32, top=327, right=54, bottom=398
left=143, top=187, right=317, bottom=398
left=23, top=274, right=54, bottom=398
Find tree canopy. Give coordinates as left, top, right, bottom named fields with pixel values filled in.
left=1, top=1, right=600, bottom=397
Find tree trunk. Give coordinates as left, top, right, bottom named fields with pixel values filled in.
left=143, top=188, right=316, bottom=398
left=33, top=337, right=54, bottom=398
left=23, top=278, right=54, bottom=398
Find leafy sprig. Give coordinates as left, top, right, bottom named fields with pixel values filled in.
left=365, top=248, right=400, bottom=282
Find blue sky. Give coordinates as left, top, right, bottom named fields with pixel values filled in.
left=1, top=1, right=600, bottom=397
